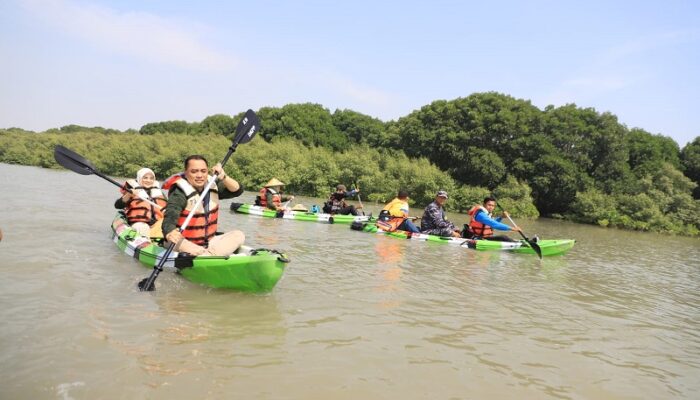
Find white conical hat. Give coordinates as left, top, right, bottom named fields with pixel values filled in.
left=264, top=178, right=285, bottom=187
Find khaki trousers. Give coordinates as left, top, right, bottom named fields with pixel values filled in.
left=173, top=230, right=245, bottom=256
left=131, top=222, right=151, bottom=237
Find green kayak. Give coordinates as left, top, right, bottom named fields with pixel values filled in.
left=351, top=222, right=575, bottom=257
left=111, top=214, right=289, bottom=292
left=230, top=202, right=374, bottom=224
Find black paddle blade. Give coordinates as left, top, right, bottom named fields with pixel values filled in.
left=233, top=109, right=260, bottom=145
left=528, top=239, right=543, bottom=259
left=138, top=277, right=156, bottom=291
left=54, top=145, right=97, bottom=175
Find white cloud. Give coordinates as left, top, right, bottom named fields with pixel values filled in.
left=19, top=0, right=236, bottom=71
left=537, top=29, right=698, bottom=108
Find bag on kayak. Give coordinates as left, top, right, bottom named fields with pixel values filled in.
left=322, top=201, right=333, bottom=214
left=461, top=223, right=475, bottom=239
left=351, top=221, right=367, bottom=231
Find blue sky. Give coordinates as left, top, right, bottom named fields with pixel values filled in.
left=1, top=0, right=698, bottom=146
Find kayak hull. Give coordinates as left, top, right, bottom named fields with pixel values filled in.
left=230, top=202, right=373, bottom=224
left=111, top=214, right=288, bottom=292
left=354, top=223, right=575, bottom=257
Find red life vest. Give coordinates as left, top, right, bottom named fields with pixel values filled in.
left=468, top=205, right=493, bottom=238
left=162, top=173, right=185, bottom=191
left=174, top=178, right=219, bottom=246
left=124, top=179, right=167, bottom=225
left=258, top=187, right=282, bottom=209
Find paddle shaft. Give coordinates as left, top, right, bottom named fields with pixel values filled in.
left=54, top=145, right=163, bottom=209
left=354, top=184, right=366, bottom=216
left=139, top=167, right=223, bottom=291
left=494, top=201, right=543, bottom=259
left=139, top=109, right=260, bottom=291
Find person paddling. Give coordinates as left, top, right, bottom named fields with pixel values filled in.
left=114, top=167, right=167, bottom=237
left=323, top=184, right=362, bottom=215
left=466, top=196, right=522, bottom=241
left=420, top=190, right=461, bottom=238
left=162, top=155, right=245, bottom=256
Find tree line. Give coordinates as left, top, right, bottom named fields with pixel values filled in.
left=2, top=91, right=699, bottom=236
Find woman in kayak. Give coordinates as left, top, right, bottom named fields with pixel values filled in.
left=114, top=167, right=168, bottom=237
left=323, top=184, right=362, bottom=215
left=467, top=197, right=522, bottom=241
left=256, top=178, right=294, bottom=211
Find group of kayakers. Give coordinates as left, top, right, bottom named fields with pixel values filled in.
left=115, top=156, right=525, bottom=257
left=377, top=189, right=523, bottom=242
left=115, top=155, right=246, bottom=256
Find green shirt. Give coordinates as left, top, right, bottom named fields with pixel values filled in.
left=162, top=179, right=244, bottom=237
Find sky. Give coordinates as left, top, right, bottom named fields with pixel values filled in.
left=1, top=0, right=698, bottom=146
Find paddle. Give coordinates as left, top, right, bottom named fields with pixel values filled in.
left=137, top=109, right=260, bottom=291
left=54, top=145, right=163, bottom=210
left=353, top=182, right=366, bottom=216
left=494, top=200, right=543, bottom=259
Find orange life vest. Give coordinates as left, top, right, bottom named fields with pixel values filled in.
left=468, top=205, right=493, bottom=238
left=174, top=178, right=219, bottom=246
left=258, top=187, right=282, bottom=209
left=376, top=217, right=405, bottom=232
left=124, top=179, right=167, bottom=225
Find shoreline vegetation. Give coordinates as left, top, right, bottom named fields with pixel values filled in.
left=2, top=92, right=699, bottom=236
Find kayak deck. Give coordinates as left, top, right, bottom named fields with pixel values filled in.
left=352, top=222, right=575, bottom=256
left=230, top=202, right=373, bottom=224
left=111, top=214, right=288, bottom=292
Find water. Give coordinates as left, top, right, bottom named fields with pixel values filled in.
left=1, top=163, right=699, bottom=399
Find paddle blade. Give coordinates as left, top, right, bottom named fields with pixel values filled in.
left=138, top=277, right=156, bottom=291
left=529, top=240, right=543, bottom=259
left=233, top=109, right=260, bottom=145
left=54, top=145, right=97, bottom=175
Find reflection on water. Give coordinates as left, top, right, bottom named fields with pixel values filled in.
left=1, top=163, right=699, bottom=399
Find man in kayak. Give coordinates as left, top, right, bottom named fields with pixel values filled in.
left=114, top=167, right=167, bottom=238
left=256, top=178, right=294, bottom=211
left=322, top=184, right=362, bottom=215
left=420, top=190, right=461, bottom=238
left=467, top=196, right=522, bottom=241
left=377, top=190, right=420, bottom=233
left=162, top=155, right=245, bottom=256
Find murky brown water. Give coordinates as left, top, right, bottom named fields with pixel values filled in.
left=1, top=163, right=699, bottom=399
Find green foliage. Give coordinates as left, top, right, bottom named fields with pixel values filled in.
left=198, top=114, right=236, bottom=136
left=139, top=120, right=192, bottom=135
left=681, top=137, right=700, bottom=199
left=2, top=92, right=698, bottom=237
left=529, top=154, right=581, bottom=214
left=451, top=147, right=506, bottom=189
left=492, top=176, right=540, bottom=218
left=627, top=128, right=682, bottom=176
left=257, top=103, right=350, bottom=150
left=568, top=163, right=700, bottom=234
left=569, top=189, right=619, bottom=227
left=331, top=109, right=386, bottom=145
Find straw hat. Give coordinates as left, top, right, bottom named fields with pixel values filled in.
left=291, top=204, right=308, bottom=211
left=264, top=178, right=285, bottom=187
